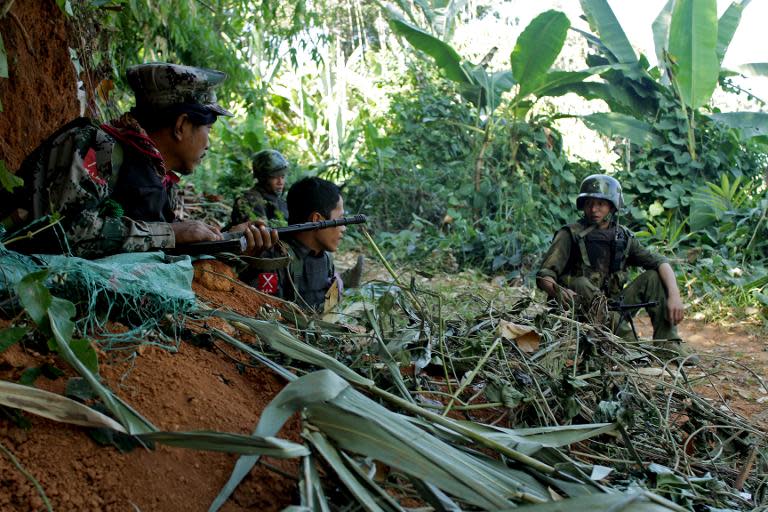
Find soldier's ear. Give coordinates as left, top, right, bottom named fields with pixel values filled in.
left=309, top=211, right=324, bottom=222
left=172, top=113, right=190, bottom=141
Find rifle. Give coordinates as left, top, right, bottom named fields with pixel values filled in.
left=166, top=214, right=368, bottom=256
left=608, top=298, right=658, bottom=341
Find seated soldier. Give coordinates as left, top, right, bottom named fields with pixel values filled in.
left=247, top=177, right=346, bottom=312
left=1, top=62, right=275, bottom=258
left=230, top=149, right=289, bottom=226
left=536, top=174, right=697, bottom=362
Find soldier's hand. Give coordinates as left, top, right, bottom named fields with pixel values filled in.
left=172, top=220, right=222, bottom=245
left=557, top=287, right=578, bottom=309
left=229, top=220, right=279, bottom=255
left=666, top=295, right=684, bottom=325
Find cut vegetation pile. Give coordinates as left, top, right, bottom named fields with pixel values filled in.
left=0, top=243, right=766, bottom=511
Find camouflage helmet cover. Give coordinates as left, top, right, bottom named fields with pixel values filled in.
left=576, top=174, right=624, bottom=211
left=252, top=149, right=289, bottom=179
left=126, top=62, right=233, bottom=117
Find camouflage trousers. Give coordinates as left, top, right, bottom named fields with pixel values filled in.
left=565, top=270, right=679, bottom=341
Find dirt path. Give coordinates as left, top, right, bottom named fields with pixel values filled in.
left=635, top=316, right=768, bottom=427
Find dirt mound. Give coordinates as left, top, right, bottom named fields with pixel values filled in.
left=0, top=0, right=79, bottom=171
left=0, top=263, right=300, bottom=511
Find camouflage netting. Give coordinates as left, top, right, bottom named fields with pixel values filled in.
left=0, top=245, right=195, bottom=351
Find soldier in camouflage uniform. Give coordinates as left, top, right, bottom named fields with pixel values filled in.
left=537, top=175, right=696, bottom=361
left=230, top=149, right=290, bottom=226
left=2, top=63, right=276, bottom=258
left=244, top=177, right=344, bottom=312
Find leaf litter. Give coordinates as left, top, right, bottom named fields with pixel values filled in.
left=0, top=247, right=766, bottom=511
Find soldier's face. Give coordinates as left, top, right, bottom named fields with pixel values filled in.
left=314, top=196, right=345, bottom=252
left=266, top=175, right=286, bottom=195
left=176, top=121, right=212, bottom=174
left=583, top=197, right=614, bottom=227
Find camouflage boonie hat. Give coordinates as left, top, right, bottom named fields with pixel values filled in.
left=126, top=62, right=234, bottom=117
left=576, top=174, right=624, bottom=211
left=253, top=149, right=289, bottom=178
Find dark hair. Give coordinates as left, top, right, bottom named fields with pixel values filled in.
left=287, top=177, right=341, bottom=225
left=131, top=103, right=218, bottom=133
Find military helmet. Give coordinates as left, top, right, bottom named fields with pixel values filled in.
left=252, top=150, right=289, bottom=179
left=576, top=174, right=624, bottom=211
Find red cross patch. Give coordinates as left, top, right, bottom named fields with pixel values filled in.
left=257, top=272, right=278, bottom=294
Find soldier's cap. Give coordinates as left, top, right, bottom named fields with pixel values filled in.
left=126, top=62, right=233, bottom=117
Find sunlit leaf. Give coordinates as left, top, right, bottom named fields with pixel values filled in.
left=579, top=0, right=637, bottom=64
left=652, top=0, right=674, bottom=69
left=511, top=10, right=569, bottom=98
left=717, top=0, right=752, bottom=65
left=668, top=0, right=719, bottom=109
left=386, top=14, right=470, bottom=84
left=0, top=379, right=126, bottom=431
left=733, top=62, right=768, bottom=78
left=709, top=111, right=768, bottom=139
left=582, top=112, right=663, bottom=146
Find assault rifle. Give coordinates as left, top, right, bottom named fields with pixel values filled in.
left=166, top=214, right=368, bottom=256
left=608, top=298, right=658, bottom=341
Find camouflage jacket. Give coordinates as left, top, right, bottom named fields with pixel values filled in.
left=230, top=185, right=288, bottom=226
left=537, top=219, right=668, bottom=297
left=4, top=117, right=176, bottom=258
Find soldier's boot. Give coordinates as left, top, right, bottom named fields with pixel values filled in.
left=340, top=255, right=365, bottom=289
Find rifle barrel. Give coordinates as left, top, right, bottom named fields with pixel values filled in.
left=166, top=214, right=368, bottom=256
left=275, top=214, right=367, bottom=235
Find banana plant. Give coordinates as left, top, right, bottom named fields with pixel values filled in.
left=576, top=0, right=768, bottom=158
left=385, top=8, right=612, bottom=192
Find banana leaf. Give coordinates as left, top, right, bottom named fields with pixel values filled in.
left=717, top=0, right=752, bottom=66
left=0, top=379, right=126, bottom=431
left=17, top=272, right=156, bottom=434
left=506, top=490, right=688, bottom=511
left=582, top=112, right=663, bottom=146
left=210, top=310, right=373, bottom=387
left=511, top=10, right=570, bottom=99
left=140, top=431, right=308, bottom=457
left=212, top=371, right=557, bottom=511
left=386, top=13, right=471, bottom=84
left=651, top=0, right=674, bottom=70
left=709, top=111, right=768, bottom=139
left=307, top=431, right=403, bottom=512
left=579, top=0, right=637, bottom=64
left=734, top=62, right=768, bottom=78
left=456, top=421, right=617, bottom=456
left=668, top=0, right=719, bottom=109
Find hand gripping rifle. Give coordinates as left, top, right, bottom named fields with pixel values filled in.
left=166, top=214, right=368, bottom=256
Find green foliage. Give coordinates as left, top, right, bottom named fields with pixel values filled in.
left=0, top=326, right=27, bottom=354
left=0, top=160, right=24, bottom=193
left=667, top=0, right=719, bottom=110
left=511, top=10, right=570, bottom=99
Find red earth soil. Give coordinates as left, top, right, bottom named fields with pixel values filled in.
left=0, top=0, right=80, bottom=171
left=0, top=264, right=301, bottom=511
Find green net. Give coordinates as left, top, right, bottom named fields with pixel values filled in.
left=0, top=245, right=196, bottom=352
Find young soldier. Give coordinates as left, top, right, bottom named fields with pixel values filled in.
left=2, top=62, right=275, bottom=257
left=247, top=177, right=346, bottom=312
left=536, top=174, right=697, bottom=362
left=230, top=149, right=290, bottom=225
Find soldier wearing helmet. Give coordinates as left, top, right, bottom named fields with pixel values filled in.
left=230, top=149, right=290, bottom=226
left=4, top=62, right=276, bottom=257
left=536, top=174, right=695, bottom=361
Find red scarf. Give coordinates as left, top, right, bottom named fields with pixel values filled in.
left=101, top=114, right=180, bottom=187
